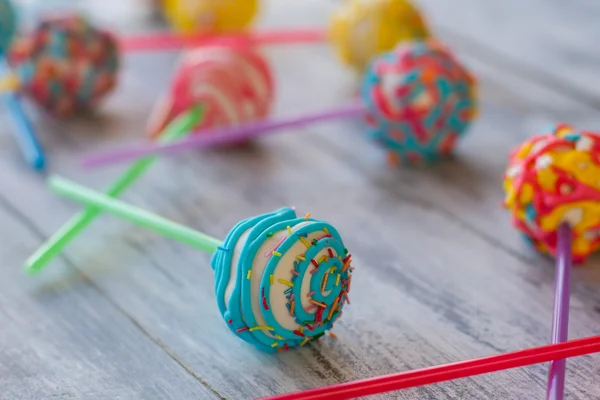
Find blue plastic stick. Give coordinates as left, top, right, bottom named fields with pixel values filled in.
left=1, top=59, right=46, bottom=170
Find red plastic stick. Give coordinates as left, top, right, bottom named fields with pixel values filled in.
left=260, top=335, right=600, bottom=400
left=119, top=28, right=327, bottom=52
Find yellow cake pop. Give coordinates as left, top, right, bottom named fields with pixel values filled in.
left=330, top=0, right=430, bottom=71
left=162, top=0, right=258, bottom=33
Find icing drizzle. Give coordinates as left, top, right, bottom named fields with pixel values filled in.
left=211, top=208, right=353, bottom=352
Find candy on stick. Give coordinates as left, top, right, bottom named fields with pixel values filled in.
left=119, top=0, right=429, bottom=72
left=161, top=0, right=259, bottom=34
left=82, top=39, right=478, bottom=168
left=34, top=175, right=354, bottom=353
left=25, top=107, right=203, bottom=274
left=330, top=0, right=430, bottom=71
left=502, top=124, right=600, bottom=399
left=148, top=44, right=274, bottom=138
left=0, top=0, right=45, bottom=170
left=4, top=14, right=120, bottom=117
left=259, top=335, right=600, bottom=400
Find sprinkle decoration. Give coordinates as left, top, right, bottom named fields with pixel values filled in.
left=7, top=14, right=119, bottom=116
left=211, top=208, right=354, bottom=352
left=503, top=124, right=600, bottom=262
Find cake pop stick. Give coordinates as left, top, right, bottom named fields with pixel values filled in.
left=82, top=39, right=478, bottom=168
left=502, top=124, right=600, bottom=399
left=0, top=0, right=45, bottom=170
left=123, top=0, right=429, bottom=72
left=260, top=335, right=600, bottom=400
left=25, top=106, right=203, bottom=274
left=3, top=13, right=120, bottom=117
left=546, top=224, right=572, bottom=400
left=1, top=60, right=45, bottom=170
left=36, top=175, right=354, bottom=353
left=119, top=28, right=327, bottom=52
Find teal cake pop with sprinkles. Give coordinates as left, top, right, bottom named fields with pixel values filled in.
left=30, top=176, right=355, bottom=353
left=362, top=39, right=478, bottom=165
left=212, top=207, right=352, bottom=352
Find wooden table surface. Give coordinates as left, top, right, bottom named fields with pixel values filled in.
left=2, top=1, right=600, bottom=399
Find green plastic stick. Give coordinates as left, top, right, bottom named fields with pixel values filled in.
left=48, top=176, right=223, bottom=254
left=25, top=106, right=203, bottom=275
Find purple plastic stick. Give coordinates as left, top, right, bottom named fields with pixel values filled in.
left=546, top=223, right=572, bottom=400
left=82, top=102, right=366, bottom=168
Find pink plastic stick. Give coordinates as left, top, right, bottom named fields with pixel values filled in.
left=81, top=102, right=366, bottom=168
left=259, top=335, right=600, bottom=400
left=119, top=28, right=328, bottom=52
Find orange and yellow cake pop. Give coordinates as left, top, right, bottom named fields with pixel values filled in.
left=503, top=124, right=600, bottom=263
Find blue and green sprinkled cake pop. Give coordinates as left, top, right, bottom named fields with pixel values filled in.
left=29, top=176, right=354, bottom=353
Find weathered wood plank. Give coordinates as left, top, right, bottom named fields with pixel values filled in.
left=415, top=0, right=600, bottom=105
left=0, top=198, right=218, bottom=399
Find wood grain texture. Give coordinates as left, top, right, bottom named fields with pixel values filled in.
left=1, top=0, right=600, bottom=399
left=416, top=0, right=600, bottom=106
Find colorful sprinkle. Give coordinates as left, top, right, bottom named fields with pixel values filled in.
left=278, top=278, right=294, bottom=287
left=327, top=248, right=334, bottom=257
left=296, top=254, right=306, bottom=261
left=265, top=236, right=286, bottom=257
left=293, top=330, right=305, bottom=337
left=305, top=304, right=317, bottom=312
left=227, top=319, right=233, bottom=324
left=328, top=297, right=340, bottom=321
left=310, top=299, right=327, bottom=308
left=300, top=337, right=310, bottom=347
left=262, top=297, right=269, bottom=310
left=246, top=270, right=252, bottom=279
left=270, top=274, right=274, bottom=284
left=311, top=259, right=319, bottom=268
left=266, top=232, right=274, bottom=237
left=236, top=327, right=249, bottom=333
left=300, top=237, right=311, bottom=248
left=318, top=255, right=328, bottom=264
left=287, top=226, right=292, bottom=234
left=271, top=342, right=279, bottom=348
left=329, top=332, right=337, bottom=339
left=323, top=227, right=329, bottom=233
left=335, top=274, right=341, bottom=286
left=272, top=251, right=282, bottom=257
left=290, top=301, right=295, bottom=316
left=321, top=274, right=329, bottom=292
left=249, top=326, right=274, bottom=332
left=307, top=291, right=315, bottom=297
left=304, top=212, right=311, bottom=220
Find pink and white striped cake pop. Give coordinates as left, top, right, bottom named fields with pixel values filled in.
left=148, top=45, right=274, bottom=139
